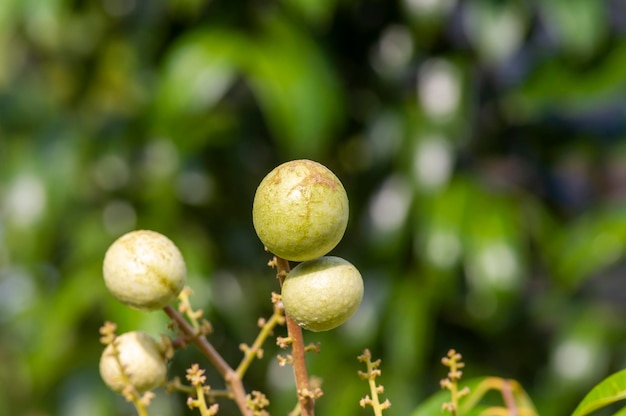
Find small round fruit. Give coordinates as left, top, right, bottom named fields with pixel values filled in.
left=99, top=331, right=168, bottom=393
left=252, top=160, right=349, bottom=262
left=281, top=256, right=363, bottom=332
left=103, top=230, right=186, bottom=311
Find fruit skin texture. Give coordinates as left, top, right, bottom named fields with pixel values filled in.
left=281, top=256, right=363, bottom=332
left=103, top=230, right=186, bottom=311
left=99, top=331, right=168, bottom=393
left=252, top=159, right=349, bottom=262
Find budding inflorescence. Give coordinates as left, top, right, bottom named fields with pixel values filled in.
left=440, top=349, right=470, bottom=414
left=276, top=336, right=292, bottom=349
left=358, top=349, right=391, bottom=416
left=187, top=363, right=207, bottom=386
left=298, top=387, right=324, bottom=400
left=178, top=287, right=213, bottom=336
left=234, top=293, right=287, bottom=380
left=99, top=321, right=117, bottom=345
left=277, top=354, right=293, bottom=367
left=186, top=364, right=219, bottom=416
left=246, top=390, right=270, bottom=416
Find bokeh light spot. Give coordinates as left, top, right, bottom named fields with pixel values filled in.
left=418, top=59, right=460, bottom=120
left=412, top=135, right=453, bottom=190
left=368, top=176, right=412, bottom=233
left=3, top=174, right=47, bottom=227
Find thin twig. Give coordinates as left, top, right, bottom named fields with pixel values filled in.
left=163, top=306, right=253, bottom=416
left=236, top=302, right=285, bottom=379
left=275, top=256, right=315, bottom=416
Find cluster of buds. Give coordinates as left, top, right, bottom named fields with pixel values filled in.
left=440, top=349, right=470, bottom=413
left=358, top=349, right=391, bottom=414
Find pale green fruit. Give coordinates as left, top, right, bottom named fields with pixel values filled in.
left=99, top=331, right=168, bottom=393
left=281, top=256, right=363, bottom=332
left=103, top=230, right=186, bottom=310
left=252, top=159, right=349, bottom=262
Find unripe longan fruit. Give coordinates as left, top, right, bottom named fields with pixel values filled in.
left=99, top=331, right=168, bottom=393
left=281, top=256, right=363, bottom=332
left=103, top=230, right=186, bottom=310
left=252, top=160, right=349, bottom=262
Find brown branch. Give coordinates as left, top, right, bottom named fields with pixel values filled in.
left=163, top=305, right=252, bottom=416
left=275, top=256, right=315, bottom=416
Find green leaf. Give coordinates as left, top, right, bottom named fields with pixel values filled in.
left=153, top=28, right=248, bottom=145
left=550, top=207, right=626, bottom=287
left=245, top=16, right=344, bottom=158
left=571, top=369, right=626, bottom=416
left=463, top=0, right=528, bottom=64
left=412, top=376, right=538, bottom=416
left=539, top=0, right=605, bottom=58
left=153, top=17, right=344, bottom=157
left=505, top=42, right=626, bottom=119
left=410, top=387, right=451, bottom=416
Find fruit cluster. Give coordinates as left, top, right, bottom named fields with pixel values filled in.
left=253, top=159, right=364, bottom=332
left=100, top=230, right=185, bottom=397
left=97, top=159, right=363, bottom=413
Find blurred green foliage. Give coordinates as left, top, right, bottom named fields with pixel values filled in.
left=2, top=0, right=626, bottom=415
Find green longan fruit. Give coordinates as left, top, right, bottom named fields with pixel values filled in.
left=103, top=230, right=186, bottom=311
left=252, top=159, right=349, bottom=262
left=99, top=331, right=168, bottom=393
left=281, top=256, right=363, bottom=332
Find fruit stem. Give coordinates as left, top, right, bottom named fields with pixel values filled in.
left=163, top=306, right=252, bottom=416
left=275, top=256, right=315, bottom=416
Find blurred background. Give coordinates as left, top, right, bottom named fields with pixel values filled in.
left=2, top=0, right=626, bottom=415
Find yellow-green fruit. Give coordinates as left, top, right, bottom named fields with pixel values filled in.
left=281, top=256, right=363, bottom=332
left=253, top=159, right=349, bottom=262
left=99, top=331, right=168, bottom=393
left=103, top=230, right=186, bottom=311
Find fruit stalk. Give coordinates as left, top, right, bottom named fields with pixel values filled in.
left=163, top=305, right=252, bottom=416
left=276, top=256, right=315, bottom=416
